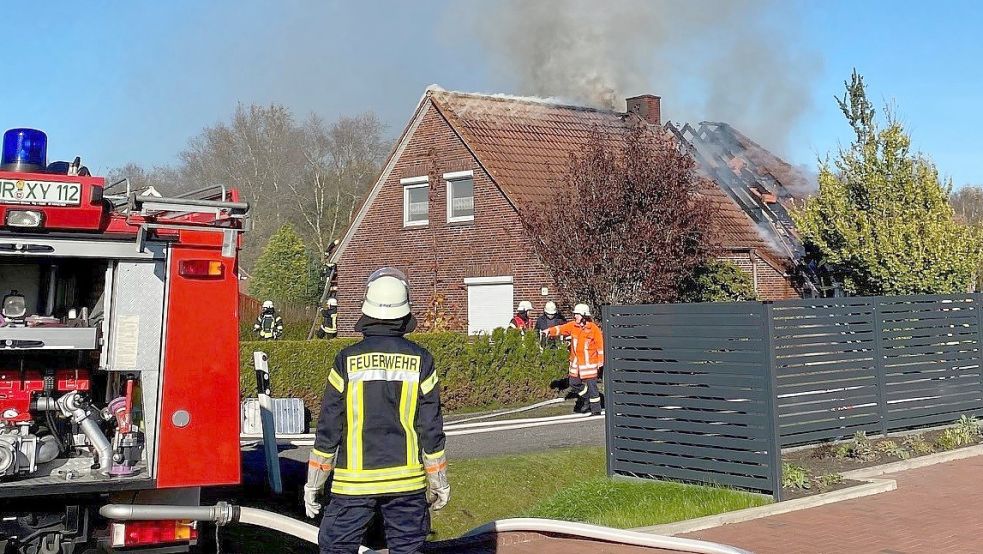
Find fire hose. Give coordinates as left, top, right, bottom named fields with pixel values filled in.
left=99, top=504, right=750, bottom=554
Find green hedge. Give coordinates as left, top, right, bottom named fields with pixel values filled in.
left=240, top=329, right=569, bottom=415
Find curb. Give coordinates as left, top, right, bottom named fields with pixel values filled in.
left=632, top=478, right=896, bottom=536
left=841, top=444, right=983, bottom=480
left=635, top=443, right=983, bottom=537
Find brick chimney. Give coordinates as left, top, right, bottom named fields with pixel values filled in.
left=626, top=95, right=661, bottom=126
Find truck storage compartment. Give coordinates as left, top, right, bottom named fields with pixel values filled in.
left=0, top=258, right=106, bottom=350
left=0, top=257, right=155, bottom=497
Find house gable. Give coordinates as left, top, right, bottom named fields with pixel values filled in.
left=333, top=99, right=559, bottom=335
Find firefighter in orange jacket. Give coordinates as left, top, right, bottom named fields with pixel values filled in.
left=545, top=303, right=603, bottom=416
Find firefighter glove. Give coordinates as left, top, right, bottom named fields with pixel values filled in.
left=423, top=451, right=450, bottom=511
left=304, top=449, right=335, bottom=518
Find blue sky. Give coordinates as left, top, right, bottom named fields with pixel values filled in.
left=4, top=1, right=981, bottom=186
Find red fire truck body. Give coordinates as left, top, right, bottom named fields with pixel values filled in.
left=0, top=137, right=249, bottom=553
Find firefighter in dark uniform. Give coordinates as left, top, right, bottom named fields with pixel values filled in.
left=304, top=267, right=449, bottom=554
left=317, top=297, right=339, bottom=339
left=253, top=300, right=284, bottom=340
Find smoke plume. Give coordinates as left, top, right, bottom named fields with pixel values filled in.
left=458, top=0, right=821, bottom=155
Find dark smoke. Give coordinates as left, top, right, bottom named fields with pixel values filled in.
left=457, top=0, right=821, bottom=155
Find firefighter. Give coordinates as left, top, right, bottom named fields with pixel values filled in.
left=508, top=300, right=533, bottom=331
left=535, top=301, right=566, bottom=348
left=304, top=267, right=449, bottom=554
left=545, top=303, right=604, bottom=416
left=316, top=297, right=339, bottom=339
left=253, top=300, right=284, bottom=340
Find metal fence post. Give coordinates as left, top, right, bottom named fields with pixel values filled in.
left=602, top=304, right=615, bottom=478
left=761, top=302, right=783, bottom=501
left=976, top=293, right=983, bottom=411
left=871, top=298, right=889, bottom=436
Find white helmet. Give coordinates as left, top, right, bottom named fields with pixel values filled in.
left=362, top=267, right=411, bottom=320
left=327, top=298, right=338, bottom=307
left=518, top=300, right=533, bottom=312
left=544, top=301, right=558, bottom=316
left=262, top=300, right=274, bottom=309
left=573, top=303, right=591, bottom=317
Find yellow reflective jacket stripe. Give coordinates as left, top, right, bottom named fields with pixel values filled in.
left=334, top=465, right=425, bottom=482
left=331, top=475, right=427, bottom=496
left=420, top=371, right=438, bottom=395
left=328, top=369, right=345, bottom=393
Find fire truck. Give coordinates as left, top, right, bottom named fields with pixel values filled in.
left=0, top=128, right=248, bottom=553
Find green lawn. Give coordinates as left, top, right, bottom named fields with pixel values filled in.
left=430, top=446, right=770, bottom=540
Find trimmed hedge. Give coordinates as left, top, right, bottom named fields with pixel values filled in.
left=240, top=329, right=570, bottom=414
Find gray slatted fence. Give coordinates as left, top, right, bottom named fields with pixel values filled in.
left=603, top=302, right=781, bottom=498
left=603, top=293, right=983, bottom=500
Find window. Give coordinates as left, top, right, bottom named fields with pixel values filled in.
left=445, top=171, right=474, bottom=223
left=401, top=176, right=429, bottom=227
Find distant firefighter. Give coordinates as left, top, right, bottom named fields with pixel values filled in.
left=253, top=300, right=284, bottom=340
left=317, top=297, right=338, bottom=339
left=509, top=300, right=534, bottom=331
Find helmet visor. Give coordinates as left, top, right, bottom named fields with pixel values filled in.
left=367, top=267, right=409, bottom=287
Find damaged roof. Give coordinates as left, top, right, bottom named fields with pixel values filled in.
left=427, top=89, right=805, bottom=264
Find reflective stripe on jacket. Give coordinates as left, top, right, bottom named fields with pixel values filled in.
left=547, top=320, right=604, bottom=379
left=312, top=334, right=445, bottom=496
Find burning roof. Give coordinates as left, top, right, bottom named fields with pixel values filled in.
left=427, top=89, right=809, bottom=264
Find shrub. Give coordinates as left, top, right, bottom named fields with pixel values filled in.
left=936, top=424, right=977, bottom=451
left=811, top=473, right=843, bottom=491
left=678, top=260, right=758, bottom=302
left=956, top=415, right=982, bottom=441
left=240, top=329, right=570, bottom=415
left=834, top=443, right=852, bottom=459
left=781, top=462, right=811, bottom=490
left=902, top=434, right=934, bottom=456
left=850, top=431, right=876, bottom=462
left=876, top=439, right=910, bottom=460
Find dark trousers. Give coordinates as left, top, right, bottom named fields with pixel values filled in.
left=318, top=492, right=430, bottom=554
left=570, top=377, right=602, bottom=415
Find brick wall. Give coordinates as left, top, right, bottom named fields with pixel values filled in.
left=335, top=101, right=559, bottom=335
left=720, top=251, right=801, bottom=301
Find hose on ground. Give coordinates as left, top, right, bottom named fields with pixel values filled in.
left=461, top=518, right=753, bottom=554
left=100, top=506, right=750, bottom=553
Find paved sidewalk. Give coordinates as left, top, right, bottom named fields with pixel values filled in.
left=683, top=455, right=983, bottom=553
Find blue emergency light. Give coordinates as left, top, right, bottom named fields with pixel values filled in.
left=1, top=128, right=47, bottom=171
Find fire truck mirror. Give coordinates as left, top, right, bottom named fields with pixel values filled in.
left=171, top=410, right=191, bottom=428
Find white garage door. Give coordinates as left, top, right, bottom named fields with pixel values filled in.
left=465, top=276, right=514, bottom=335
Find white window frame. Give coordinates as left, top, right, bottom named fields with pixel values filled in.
left=401, top=176, right=429, bottom=227
left=444, top=170, right=475, bottom=224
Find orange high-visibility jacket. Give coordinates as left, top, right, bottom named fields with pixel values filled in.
left=547, top=320, right=604, bottom=379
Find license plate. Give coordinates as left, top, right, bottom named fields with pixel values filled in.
left=0, top=179, right=81, bottom=206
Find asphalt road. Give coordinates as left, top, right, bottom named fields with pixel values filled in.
left=267, top=415, right=606, bottom=469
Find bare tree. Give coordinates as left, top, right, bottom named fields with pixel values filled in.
left=951, top=186, right=983, bottom=225
left=105, top=163, right=185, bottom=196
left=326, top=113, right=388, bottom=239
left=284, top=113, right=387, bottom=261
left=108, top=104, right=388, bottom=273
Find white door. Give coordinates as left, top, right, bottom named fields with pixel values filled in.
left=465, top=276, right=514, bottom=335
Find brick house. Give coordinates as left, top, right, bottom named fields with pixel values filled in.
left=331, top=88, right=805, bottom=336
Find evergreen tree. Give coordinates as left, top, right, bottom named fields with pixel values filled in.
left=793, top=70, right=981, bottom=295
left=250, top=224, right=318, bottom=304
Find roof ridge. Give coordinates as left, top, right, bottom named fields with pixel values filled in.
left=428, top=89, right=623, bottom=116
